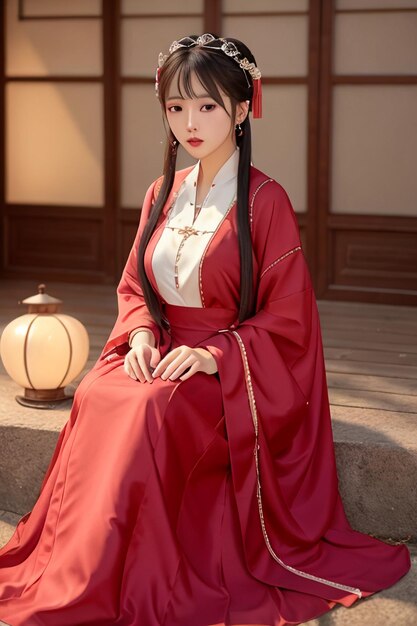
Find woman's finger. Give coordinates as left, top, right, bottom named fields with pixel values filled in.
left=179, top=361, right=199, bottom=381
left=123, top=357, right=136, bottom=380
left=136, top=350, right=154, bottom=383
left=125, top=352, right=145, bottom=383
left=160, top=352, right=191, bottom=380
left=149, top=347, right=162, bottom=371
left=152, top=348, right=180, bottom=378
left=167, top=354, right=195, bottom=381
left=131, top=352, right=147, bottom=383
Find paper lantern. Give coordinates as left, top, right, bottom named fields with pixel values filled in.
left=0, top=284, right=89, bottom=409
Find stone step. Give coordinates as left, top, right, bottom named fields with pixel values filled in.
left=0, top=511, right=415, bottom=626
left=331, top=406, right=417, bottom=542
left=0, top=372, right=416, bottom=543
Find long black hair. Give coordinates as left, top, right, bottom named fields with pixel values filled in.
left=137, top=35, right=259, bottom=330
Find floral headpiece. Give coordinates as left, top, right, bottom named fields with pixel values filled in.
left=155, top=33, right=262, bottom=118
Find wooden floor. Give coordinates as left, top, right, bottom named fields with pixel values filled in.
left=318, top=300, right=417, bottom=414
left=1, top=278, right=416, bottom=424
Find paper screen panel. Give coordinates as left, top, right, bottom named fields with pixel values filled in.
left=331, top=85, right=417, bottom=216
left=224, top=0, right=308, bottom=12
left=22, top=0, right=101, bottom=17
left=122, top=0, right=203, bottom=15
left=334, top=11, right=417, bottom=75
left=251, top=85, right=307, bottom=214
left=122, top=16, right=203, bottom=77
left=6, top=0, right=102, bottom=76
left=222, top=14, right=308, bottom=76
left=337, top=0, right=417, bottom=9
left=6, top=82, right=104, bottom=206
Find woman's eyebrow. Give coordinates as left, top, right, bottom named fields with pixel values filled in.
left=166, top=93, right=211, bottom=101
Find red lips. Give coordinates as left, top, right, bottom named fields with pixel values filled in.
left=187, top=138, right=203, bottom=147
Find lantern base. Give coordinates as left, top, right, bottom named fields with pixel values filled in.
left=16, top=387, right=74, bottom=410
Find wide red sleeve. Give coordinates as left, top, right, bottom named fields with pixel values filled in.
left=195, top=180, right=409, bottom=600
left=199, top=179, right=313, bottom=430
left=99, top=177, right=163, bottom=361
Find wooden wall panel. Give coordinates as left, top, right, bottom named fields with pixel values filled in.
left=331, top=229, right=417, bottom=292
left=120, top=214, right=139, bottom=268
left=4, top=210, right=104, bottom=277
left=296, top=214, right=308, bottom=256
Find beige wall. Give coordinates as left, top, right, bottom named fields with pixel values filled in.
left=6, top=82, right=103, bottom=206
left=5, top=0, right=103, bottom=206
left=331, top=85, right=417, bottom=216
left=6, top=0, right=101, bottom=75
left=332, top=0, right=417, bottom=216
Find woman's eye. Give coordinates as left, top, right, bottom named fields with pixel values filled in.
left=166, top=103, right=215, bottom=113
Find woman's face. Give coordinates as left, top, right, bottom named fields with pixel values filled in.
left=164, top=70, right=239, bottom=163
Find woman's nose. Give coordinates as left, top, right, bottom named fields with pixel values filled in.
left=186, top=110, right=197, bottom=131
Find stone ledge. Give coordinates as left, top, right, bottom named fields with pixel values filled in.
left=331, top=406, right=417, bottom=541
left=1, top=376, right=416, bottom=540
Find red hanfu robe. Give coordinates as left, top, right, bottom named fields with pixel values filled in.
left=0, top=164, right=411, bottom=626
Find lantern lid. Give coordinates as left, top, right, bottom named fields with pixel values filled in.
left=22, top=284, right=62, bottom=305
left=20, top=284, right=63, bottom=314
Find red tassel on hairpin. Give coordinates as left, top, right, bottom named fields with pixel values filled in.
left=252, top=77, right=262, bottom=119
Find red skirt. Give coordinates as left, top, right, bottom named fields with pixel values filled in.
left=0, top=305, right=407, bottom=625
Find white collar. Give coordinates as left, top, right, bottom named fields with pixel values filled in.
left=167, top=148, right=238, bottom=230
left=187, top=147, right=239, bottom=190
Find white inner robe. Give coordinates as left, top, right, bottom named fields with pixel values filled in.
left=151, top=148, right=239, bottom=307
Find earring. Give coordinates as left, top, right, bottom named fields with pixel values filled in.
left=236, top=123, right=243, bottom=137
left=171, top=139, right=178, bottom=153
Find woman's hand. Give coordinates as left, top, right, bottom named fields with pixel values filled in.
left=124, top=344, right=161, bottom=383
left=151, top=346, right=218, bottom=382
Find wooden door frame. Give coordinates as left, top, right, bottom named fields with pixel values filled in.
left=103, top=0, right=120, bottom=282
left=0, top=2, right=4, bottom=276
left=316, top=0, right=417, bottom=305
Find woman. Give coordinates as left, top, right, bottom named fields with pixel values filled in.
left=0, top=33, right=411, bottom=626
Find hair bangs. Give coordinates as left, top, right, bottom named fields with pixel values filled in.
left=160, top=49, right=230, bottom=115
